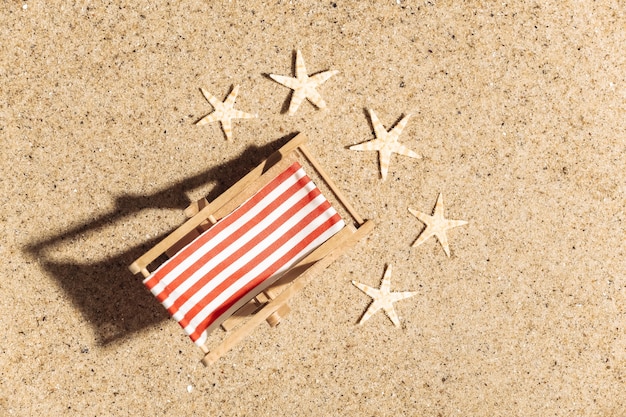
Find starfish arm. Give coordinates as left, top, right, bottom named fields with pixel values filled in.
left=382, top=305, right=401, bottom=327
left=309, top=69, right=339, bottom=85
left=358, top=300, right=382, bottom=325
left=388, top=114, right=411, bottom=139
left=303, top=86, right=327, bottom=109
left=435, top=231, right=451, bottom=257
left=269, top=74, right=300, bottom=90
left=446, top=219, right=469, bottom=229
left=196, top=112, right=221, bottom=125
left=200, top=88, right=221, bottom=108
left=220, top=118, right=233, bottom=141
left=223, top=85, right=240, bottom=107
left=408, top=208, right=432, bottom=225
left=433, top=193, right=446, bottom=218
left=378, top=148, right=393, bottom=181
left=368, top=109, right=388, bottom=139
left=385, top=291, right=417, bottom=327
left=392, top=143, right=421, bottom=159
left=229, top=109, right=258, bottom=120
left=352, top=280, right=380, bottom=299
left=390, top=291, right=418, bottom=303
left=438, top=219, right=467, bottom=256
left=380, top=264, right=393, bottom=293
left=288, top=88, right=307, bottom=115
left=433, top=194, right=468, bottom=229
left=294, top=49, right=308, bottom=79
left=349, top=138, right=384, bottom=151
left=411, top=228, right=436, bottom=248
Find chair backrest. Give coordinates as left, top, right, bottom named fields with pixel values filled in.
left=142, top=161, right=345, bottom=346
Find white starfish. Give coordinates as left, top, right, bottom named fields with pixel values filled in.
left=349, top=109, right=421, bottom=181
left=352, top=264, right=417, bottom=328
left=409, top=193, right=468, bottom=257
left=269, top=50, right=339, bottom=115
left=196, top=85, right=257, bottom=141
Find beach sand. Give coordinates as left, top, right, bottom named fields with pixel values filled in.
left=2, top=1, right=625, bottom=415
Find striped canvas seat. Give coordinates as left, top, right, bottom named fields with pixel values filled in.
left=143, top=162, right=345, bottom=347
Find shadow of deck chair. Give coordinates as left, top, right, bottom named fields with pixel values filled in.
left=129, top=133, right=374, bottom=365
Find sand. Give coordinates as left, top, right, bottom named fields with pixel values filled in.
left=2, top=1, right=625, bottom=415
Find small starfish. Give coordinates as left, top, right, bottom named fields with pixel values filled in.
left=349, top=109, right=421, bottom=181
left=269, top=50, right=339, bottom=115
left=352, top=264, right=417, bottom=328
left=196, top=85, right=257, bottom=141
left=409, top=193, right=468, bottom=257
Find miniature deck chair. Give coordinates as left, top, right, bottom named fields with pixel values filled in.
left=129, top=133, right=374, bottom=365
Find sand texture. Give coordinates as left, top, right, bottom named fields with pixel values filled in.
left=2, top=1, right=625, bottom=416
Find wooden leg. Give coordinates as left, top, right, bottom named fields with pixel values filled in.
left=220, top=299, right=264, bottom=331
left=220, top=289, right=292, bottom=331
left=184, top=197, right=209, bottom=218
left=266, top=303, right=291, bottom=327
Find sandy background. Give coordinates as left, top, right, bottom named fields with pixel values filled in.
left=2, top=1, right=625, bottom=415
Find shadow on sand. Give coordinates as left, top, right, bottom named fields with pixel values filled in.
left=24, top=134, right=297, bottom=345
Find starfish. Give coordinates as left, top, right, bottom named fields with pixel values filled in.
left=352, top=264, right=417, bottom=328
left=196, top=85, right=257, bottom=141
left=269, top=50, right=339, bottom=115
left=349, top=109, right=421, bottom=181
left=408, top=193, right=468, bottom=257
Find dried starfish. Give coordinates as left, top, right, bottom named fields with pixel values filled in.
left=352, top=264, right=417, bottom=327
left=349, top=109, right=421, bottom=181
left=196, top=85, right=257, bottom=141
left=269, top=50, right=339, bottom=115
left=409, top=193, right=468, bottom=257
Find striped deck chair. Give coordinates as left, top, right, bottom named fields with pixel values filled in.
left=129, top=134, right=373, bottom=365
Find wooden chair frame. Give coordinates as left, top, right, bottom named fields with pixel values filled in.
left=129, top=133, right=374, bottom=365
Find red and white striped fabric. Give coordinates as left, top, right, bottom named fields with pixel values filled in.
left=144, top=162, right=345, bottom=346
